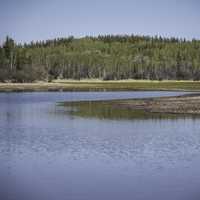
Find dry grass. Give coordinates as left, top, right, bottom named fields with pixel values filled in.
left=0, top=80, right=200, bottom=92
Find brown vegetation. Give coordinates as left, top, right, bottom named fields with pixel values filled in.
left=116, top=94, right=200, bottom=115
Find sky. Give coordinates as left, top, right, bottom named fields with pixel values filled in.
left=0, top=0, right=200, bottom=43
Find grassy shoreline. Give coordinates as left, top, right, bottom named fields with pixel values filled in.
left=0, top=80, right=200, bottom=92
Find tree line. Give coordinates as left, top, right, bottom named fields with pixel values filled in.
left=0, top=35, right=200, bottom=82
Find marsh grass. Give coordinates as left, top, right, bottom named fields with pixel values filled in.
left=1, top=80, right=200, bottom=92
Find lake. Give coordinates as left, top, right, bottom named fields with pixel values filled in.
left=0, top=91, right=200, bottom=200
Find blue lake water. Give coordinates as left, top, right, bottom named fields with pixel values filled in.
left=0, top=91, right=200, bottom=200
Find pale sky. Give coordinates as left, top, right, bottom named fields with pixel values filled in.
left=0, top=0, right=200, bottom=43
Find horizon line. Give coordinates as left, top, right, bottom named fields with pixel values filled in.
left=1, top=33, right=200, bottom=45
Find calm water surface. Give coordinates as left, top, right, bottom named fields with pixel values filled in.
left=0, top=91, right=200, bottom=200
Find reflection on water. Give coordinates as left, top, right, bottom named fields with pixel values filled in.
left=61, top=100, right=199, bottom=120
left=0, top=92, right=200, bottom=200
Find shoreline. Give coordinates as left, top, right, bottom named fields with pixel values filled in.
left=1, top=80, right=200, bottom=92
left=61, top=93, right=200, bottom=118
left=114, top=93, right=200, bottom=115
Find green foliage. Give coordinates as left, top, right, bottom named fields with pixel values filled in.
left=0, top=35, right=200, bottom=82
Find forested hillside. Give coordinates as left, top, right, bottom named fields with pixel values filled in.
left=0, top=35, right=200, bottom=82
